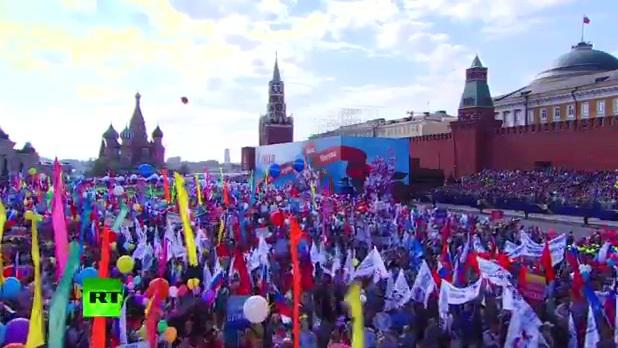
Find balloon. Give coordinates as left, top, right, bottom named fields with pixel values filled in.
left=4, top=318, right=28, bottom=345
left=74, top=267, right=98, bottom=286
left=116, top=255, right=135, bottom=274
left=157, top=320, right=168, bottom=334
left=608, top=259, right=616, bottom=267
left=162, top=327, right=177, bottom=343
left=293, top=158, right=305, bottom=172
left=3, top=344, right=26, bottom=348
left=138, top=163, right=155, bottom=177
left=133, top=295, right=145, bottom=306
left=133, top=275, right=142, bottom=285
left=201, top=289, right=216, bottom=304
left=127, top=282, right=135, bottom=290
left=187, top=278, right=200, bottom=290
left=373, top=312, right=392, bottom=331
left=268, top=164, right=281, bottom=178
left=242, top=295, right=269, bottom=323
left=270, top=210, right=284, bottom=227
left=181, top=96, right=189, bottom=104
left=177, top=285, right=188, bottom=297
left=146, top=278, right=169, bottom=298
left=27, top=168, right=37, bottom=176
left=0, top=322, right=6, bottom=346
left=1, top=277, right=21, bottom=300
left=169, top=286, right=178, bottom=298
left=112, top=185, right=124, bottom=196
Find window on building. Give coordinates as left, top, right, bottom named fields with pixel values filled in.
left=614, top=98, right=618, bottom=116
left=597, top=100, right=605, bottom=116
left=502, top=111, right=511, bottom=127
left=567, top=104, right=575, bottom=118
left=514, top=110, right=522, bottom=125
left=581, top=102, right=589, bottom=118
left=541, top=108, right=547, bottom=122
left=494, top=112, right=500, bottom=120
left=553, top=107, right=561, bottom=121
left=527, top=110, right=534, bottom=123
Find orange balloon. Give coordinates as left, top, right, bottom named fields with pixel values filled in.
left=146, top=278, right=170, bottom=298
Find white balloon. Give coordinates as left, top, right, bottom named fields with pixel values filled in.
left=243, top=295, right=269, bottom=323
left=113, top=185, right=125, bottom=196
left=169, top=286, right=178, bottom=298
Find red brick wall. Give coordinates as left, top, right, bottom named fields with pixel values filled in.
left=489, top=118, right=618, bottom=171
left=410, top=133, right=456, bottom=178
left=410, top=117, right=618, bottom=178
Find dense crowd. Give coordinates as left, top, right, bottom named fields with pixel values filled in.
left=0, top=162, right=617, bottom=348
left=433, top=169, right=618, bottom=209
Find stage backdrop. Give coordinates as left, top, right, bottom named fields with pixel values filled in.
left=254, top=136, right=410, bottom=195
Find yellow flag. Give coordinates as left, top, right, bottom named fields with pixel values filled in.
left=217, top=218, right=225, bottom=245
left=0, top=200, right=6, bottom=283
left=345, top=282, right=364, bottom=348
left=174, top=173, right=198, bottom=266
left=25, top=211, right=45, bottom=347
left=195, top=175, right=203, bottom=206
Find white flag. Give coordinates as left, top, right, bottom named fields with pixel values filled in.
left=410, top=260, right=436, bottom=308
left=568, top=312, right=577, bottom=348
left=438, top=278, right=482, bottom=328
left=585, top=306, right=600, bottom=348
left=384, top=271, right=396, bottom=311
left=392, top=269, right=412, bottom=308
left=477, top=257, right=511, bottom=286
left=372, top=247, right=390, bottom=283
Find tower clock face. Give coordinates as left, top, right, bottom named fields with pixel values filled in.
left=271, top=83, right=282, bottom=94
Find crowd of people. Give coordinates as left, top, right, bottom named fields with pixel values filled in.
left=0, top=161, right=617, bottom=347
left=433, top=169, right=618, bottom=210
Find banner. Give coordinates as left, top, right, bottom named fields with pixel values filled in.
left=477, top=257, right=511, bottom=286
left=519, top=272, right=546, bottom=302
left=438, top=278, right=482, bottom=327
left=519, top=232, right=566, bottom=265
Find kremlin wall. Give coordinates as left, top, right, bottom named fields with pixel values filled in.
left=246, top=40, right=618, bottom=186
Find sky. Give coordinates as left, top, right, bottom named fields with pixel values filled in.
left=0, top=0, right=617, bottom=163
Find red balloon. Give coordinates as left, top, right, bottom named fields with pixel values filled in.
left=181, top=96, right=188, bottom=104
left=146, top=278, right=170, bottom=298
left=270, top=210, right=284, bottom=227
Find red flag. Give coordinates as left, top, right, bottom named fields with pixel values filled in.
left=518, top=265, right=528, bottom=290
left=290, top=218, right=303, bottom=348
left=541, top=241, right=555, bottom=283
left=223, top=183, right=230, bottom=207
left=496, top=252, right=512, bottom=270
left=233, top=250, right=252, bottom=295
left=92, top=227, right=111, bottom=348
left=583, top=16, right=590, bottom=24
left=566, top=250, right=583, bottom=300
left=162, top=169, right=171, bottom=204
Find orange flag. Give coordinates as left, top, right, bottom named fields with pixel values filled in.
left=162, top=169, right=171, bottom=204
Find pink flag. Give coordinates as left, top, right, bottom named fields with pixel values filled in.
left=52, top=159, right=69, bottom=280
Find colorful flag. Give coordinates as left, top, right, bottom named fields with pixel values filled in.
left=174, top=173, right=198, bottom=266
left=290, top=218, right=303, bottom=348
left=0, top=199, right=6, bottom=283
left=48, top=242, right=81, bottom=348
left=345, top=282, right=365, bottom=348
left=52, top=159, right=69, bottom=281
left=25, top=211, right=45, bottom=347
left=195, top=174, right=202, bottom=206
left=541, top=241, right=555, bottom=283
left=92, top=227, right=112, bottom=348
left=585, top=305, right=600, bottom=347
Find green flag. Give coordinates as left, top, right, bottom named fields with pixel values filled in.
left=48, top=242, right=81, bottom=348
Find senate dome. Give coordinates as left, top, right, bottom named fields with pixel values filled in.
left=536, top=41, right=618, bottom=80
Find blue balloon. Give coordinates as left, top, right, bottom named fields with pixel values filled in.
left=293, top=158, right=305, bottom=172
left=137, top=163, right=155, bottom=177
left=269, top=163, right=281, bottom=178
left=1, top=277, right=22, bottom=300
left=0, top=322, right=6, bottom=346
left=75, top=267, right=98, bottom=285
left=133, top=275, right=142, bottom=286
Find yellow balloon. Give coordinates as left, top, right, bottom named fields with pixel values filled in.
left=116, top=255, right=135, bottom=274
left=28, top=167, right=37, bottom=176
left=187, top=278, right=200, bottom=290
left=163, top=327, right=177, bottom=343
left=352, top=258, right=359, bottom=267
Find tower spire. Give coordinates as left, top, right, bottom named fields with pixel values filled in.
left=272, top=53, right=281, bottom=82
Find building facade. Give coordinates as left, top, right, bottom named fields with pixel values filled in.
left=412, top=50, right=618, bottom=180
left=0, top=128, right=40, bottom=177
left=494, top=41, right=618, bottom=127
left=312, top=111, right=456, bottom=139
left=259, top=57, right=294, bottom=146
left=98, top=93, right=165, bottom=170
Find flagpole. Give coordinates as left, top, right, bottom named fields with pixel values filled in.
left=581, top=17, right=584, bottom=42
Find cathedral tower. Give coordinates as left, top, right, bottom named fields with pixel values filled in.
left=259, top=55, right=293, bottom=145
